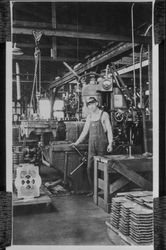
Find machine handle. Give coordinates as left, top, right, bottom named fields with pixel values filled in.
left=70, top=162, right=84, bottom=175
left=72, top=144, right=84, bottom=158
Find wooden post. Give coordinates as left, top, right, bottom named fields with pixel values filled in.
left=104, top=162, right=109, bottom=211
left=93, top=157, right=98, bottom=205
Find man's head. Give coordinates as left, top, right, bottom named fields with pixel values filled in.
left=86, top=96, right=99, bottom=113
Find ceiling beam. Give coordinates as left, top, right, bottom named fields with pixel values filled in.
left=16, top=43, right=49, bottom=48
left=13, top=20, right=115, bottom=34
left=49, top=42, right=137, bottom=89
left=13, top=26, right=151, bottom=44
left=12, top=55, right=77, bottom=62
left=118, top=60, right=149, bottom=75
left=12, top=79, right=51, bottom=84
left=16, top=42, right=98, bottom=51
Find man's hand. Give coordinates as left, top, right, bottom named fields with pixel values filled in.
left=70, top=142, right=78, bottom=147
left=107, top=143, right=112, bottom=153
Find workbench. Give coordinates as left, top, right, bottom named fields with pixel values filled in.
left=93, top=155, right=152, bottom=213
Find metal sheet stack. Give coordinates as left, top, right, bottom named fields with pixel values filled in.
left=126, top=191, right=152, bottom=201
left=109, top=191, right=154, bottom=245
left=110, top=197, right=128, bottom=229
left=142, top=196, right=153, bottom=209
left=130, top=207, right=153, bottom=244
left=119, top=201, right=137, bottom=236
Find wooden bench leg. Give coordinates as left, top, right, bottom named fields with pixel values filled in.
left=104, top=165, right=109, bottom=211
left=93, top=158, right=98, bottom=205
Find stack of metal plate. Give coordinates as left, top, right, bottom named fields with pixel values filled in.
left=129, top=207, right=153, bottom=244
left=142, top=196, right=153, bottom=209
left=110, top=197, right=128, bottom=229
left=133, top=197, right=144, bottom=206
left=119, top=201, right=138, bottom=236
left=126, top=191, right=152, bottom=201
left=132, top=195, right=153, bottom=209
left=116, top=190, right=142, bottom=197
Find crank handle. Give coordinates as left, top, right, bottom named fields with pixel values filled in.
left=70, top=162, right=84, bottom=175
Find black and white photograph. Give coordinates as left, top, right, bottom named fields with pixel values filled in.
left=8, top=0, right=159, bottom=247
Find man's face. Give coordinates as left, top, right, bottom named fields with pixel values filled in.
left=87, top=102, right=98, bottom=113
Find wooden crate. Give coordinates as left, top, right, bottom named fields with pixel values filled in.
left=93, top=154, right=152, bottom=213
left=47, top=142, right=90, bottom=193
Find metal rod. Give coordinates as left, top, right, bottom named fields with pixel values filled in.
left=30, top=55, right=38, bottom=111
left=39, top=51, right=41, bottom=95
left=70, top=162, right=84, bottom=175
left=139, top=44, right=143, bottom=109
left=131, top=3, right=136, bottom=107
left=72, top=145, right=83, bottom=157
left=142, top=109, right=148, bottom=153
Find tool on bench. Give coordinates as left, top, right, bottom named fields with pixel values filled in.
left=70, top=145, right=88, bottom=175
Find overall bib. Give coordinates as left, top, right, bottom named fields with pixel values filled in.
left=87, top=111, right=108, bottom=188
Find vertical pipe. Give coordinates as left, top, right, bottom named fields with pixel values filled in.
left=148, top=43, right=153, bottom=121
left=39, top=52, right=41, bottom=95
left=16, top=62, right=21, bottom=100
left=139, top=45, right=143, bottom=109
left=139, top=24, right=152, bottom=153
left=139, top=44, right=148, bottom=153
left=131, top=3, right=136, bottom=107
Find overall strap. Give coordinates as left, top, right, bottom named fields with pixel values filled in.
left=100, top=110, right=104, bottom=120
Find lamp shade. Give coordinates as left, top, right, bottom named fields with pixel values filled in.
left=12, top=43, right=24, bottom=56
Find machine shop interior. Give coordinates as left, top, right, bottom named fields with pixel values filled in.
left=12, top=1, right=154, bottom=246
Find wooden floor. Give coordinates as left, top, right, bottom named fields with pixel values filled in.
left=13, top=194, right=126, bottom=245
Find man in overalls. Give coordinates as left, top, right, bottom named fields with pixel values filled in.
left=72, top=96, right=113, bottom=196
